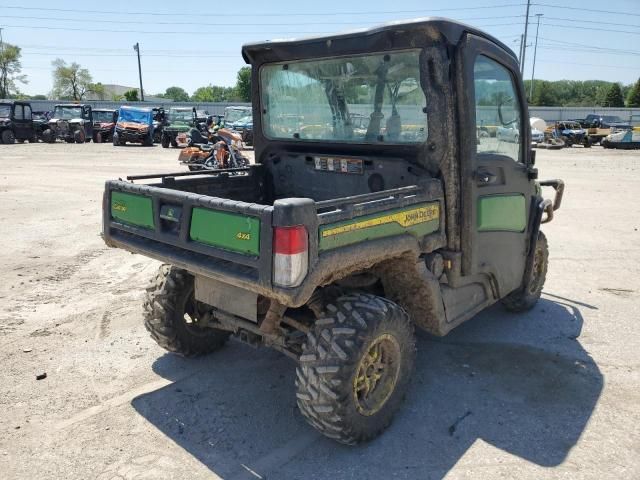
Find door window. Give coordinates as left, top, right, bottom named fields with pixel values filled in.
left=24, top=105, right=31, bottom=119
left=473, top=55, right=522, bottom=162
left=14, top=105, right=24, bottom=120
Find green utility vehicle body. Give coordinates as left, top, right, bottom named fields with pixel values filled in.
left=161, top=107, right=197, bottom=148
left=103, top=18, right=563, bottom=444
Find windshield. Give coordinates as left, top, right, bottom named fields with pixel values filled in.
left=260, top=49, right=427, bottom=143
left=168, top=109, right=193, bottom=123
left=53, top=106, right=82, bottom=120
left=118, top=108, right=151, bottom=124
left=225, top=108, right=251, bottom=123
left=93, top=111, right=114, bottom=123
left=0, top=104, right=10, bottom=117
left=602, top=116, right=623, bottom=123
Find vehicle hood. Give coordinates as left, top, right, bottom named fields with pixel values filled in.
left=96, top=122, right=115, bottom=129
left=562, top=128, right=585, bottom=135
left=49, top=118, right=83, bottom=123
left=117, top=121, right=149, bottom=130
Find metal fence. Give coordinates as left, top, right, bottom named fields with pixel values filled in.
left=7, top=100, right=640, bottom=126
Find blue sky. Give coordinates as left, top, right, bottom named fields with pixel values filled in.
left=1, top=0, right=638, bottom=96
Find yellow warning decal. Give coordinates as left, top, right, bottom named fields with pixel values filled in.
left=321, top=204, right=439, bottom=237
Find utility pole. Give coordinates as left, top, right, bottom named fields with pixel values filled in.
left=518, top=34, right=524, bottom=65
left=520, top=0, right=531, bottom=75
left=530, top=14, right=543, bottom=101
left=133, top=42, right=144, bottom=102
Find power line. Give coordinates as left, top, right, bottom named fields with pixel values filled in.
left=535, top=59, right=639, bottom=70
left=542, top=22, right=640, bottom=35
left=0, top=22, right=525, bottom=35
left=0, top=13, right=526, bottom=26
left=540, top=16, right=640, bottom=29
left=537, top=36, right=640, bottom=55
left=533, top=2, right=640, bottom=17
left=0, top=3, right=527, bottom=17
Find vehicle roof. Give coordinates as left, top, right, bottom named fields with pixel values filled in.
left=55, top=104, right=87, bottom=107
left=1, top=100, right=30, bottom=105
left=242, top=17, right=516, bottom=63
left=119, top=105, right=152, bottom=112
left=93, top=108, right=115, bottom=112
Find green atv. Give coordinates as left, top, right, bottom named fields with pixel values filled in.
left=161, top=107, right=196, bottom=148
left=102, top=19, right=564, bottom=445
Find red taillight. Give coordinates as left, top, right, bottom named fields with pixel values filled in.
left=274, top=226, right=308, bottom=255
left=273, top=226, right=308, bottom=287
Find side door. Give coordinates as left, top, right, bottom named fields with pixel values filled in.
left=83, top=106, right=93, bottom=137
left=459, top=34, right=535, bottom=298
left=12, top=104, right=28, bottom=139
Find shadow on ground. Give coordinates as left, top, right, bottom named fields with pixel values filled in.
left=132, top=296, right=603, bottom=479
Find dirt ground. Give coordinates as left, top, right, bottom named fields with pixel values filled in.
left=0, top=142, right=639, bottom=480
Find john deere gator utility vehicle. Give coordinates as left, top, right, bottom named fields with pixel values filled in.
left=102, top=18, right=564, bottom=444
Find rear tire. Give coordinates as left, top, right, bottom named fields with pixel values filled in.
left=502, top=231, right=548, bottom=312
left=296, top=293, right=415, bottom=445
left=1, top=129, right=15, bottom=144
left=161, top=134, right=170, bottom=148
left=112, top=133, right=121, bottom=146
left=143, top=265, right=230, bottom=357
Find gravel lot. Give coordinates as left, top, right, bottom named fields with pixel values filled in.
left=0, top=142, right=639, bottom=480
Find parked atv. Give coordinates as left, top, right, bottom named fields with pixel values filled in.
left=161, top=107, right=197, bottom=148
left=0, top=101, right=38, bottom=144
left=113, top=106, right=154, bottom=146
left=103, top=18, right=564, bottom=445
left=92, top=109, right=118, bottom=143
left=552, top=121, right=590, bottom=148
left=42, top=104, right=93, bottom=143
left=152, top=107, right=167, bottom=144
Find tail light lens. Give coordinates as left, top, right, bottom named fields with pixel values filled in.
left=273, top=226, right=308, bottom=287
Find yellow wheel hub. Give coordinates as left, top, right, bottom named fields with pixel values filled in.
left=353, top=333, right=401, bottom=416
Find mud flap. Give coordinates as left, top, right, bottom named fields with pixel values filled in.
left=194, top=275, right=258, bottom=322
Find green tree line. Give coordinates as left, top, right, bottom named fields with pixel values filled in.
left=525, top=79, right=640, bottom=108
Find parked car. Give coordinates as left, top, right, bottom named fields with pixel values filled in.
left=531, top=128, right=544, bottom=144
left=574, top=114, right=632, bottom=145
left=223, top=106, right=252, bottom=127
left=42, top=104, right=93, bottom=143
left=113, top=106, right=154, bottom=146
left=92, top=109, right=118, bottom=143
left=0, top=100, right=37, bottom=144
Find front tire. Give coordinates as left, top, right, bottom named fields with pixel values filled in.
left=161, top=134, right=170, bottom=148
left=112, top=133, right=121, bottom=146
left=1, top=129, right=16, bottom=144
left=296, top=293, right=416, bottom=444
left=143, top=265, right=230, bottom=356
left=74, top=129, right=85, bottom=144
left=502, top=231, right=548, bottom=312
left=42, top=129, right=55, bottom=143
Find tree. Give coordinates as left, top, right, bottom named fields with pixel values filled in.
left=51, top=59, right=93, bottom=100
left=603, top=83, right=625, bottom=107
left=164, top=86, right=190, bottom=102
left=235, top=66, right=251, bottom=102
left=90, top=82, right=106, bottom=100
left=626, top=78, right=640, bottom=108
left=192, top=84, right=235, bottom=102
left=123, top=89, right=139, bottom=101
left=530, top=80, right=557, bottom=106
left=30, top=94, right=47, bottom=100
left=0, top=43, right=27, bottom=98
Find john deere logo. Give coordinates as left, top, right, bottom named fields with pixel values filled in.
left=166, top=208, right=176, bottom=218
left=113, top=201, right=127, bottom=212
left=236, top=232, right=251, bottom=241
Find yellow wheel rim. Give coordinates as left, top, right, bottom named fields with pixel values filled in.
left=353, top=333, right=401, bottom=416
